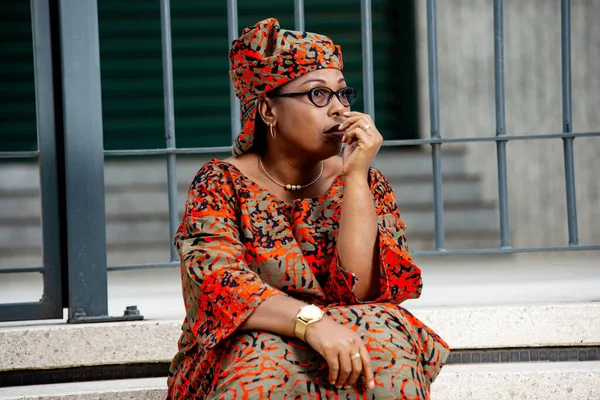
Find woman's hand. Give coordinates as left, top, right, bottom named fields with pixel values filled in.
left=305, top=316, right=375, bottom=390
left=339, top=111, right=383, bottom=179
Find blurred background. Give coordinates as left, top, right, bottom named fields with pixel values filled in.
left=0, top=0, right=598, bottom=317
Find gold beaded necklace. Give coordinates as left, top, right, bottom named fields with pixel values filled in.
left=258, top=157, right=324, bottom=191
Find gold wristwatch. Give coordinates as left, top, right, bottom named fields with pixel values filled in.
left=294, top=304, right=324, bottom=342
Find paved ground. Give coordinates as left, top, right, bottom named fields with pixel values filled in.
left=1, top=251, right=598, bottom=322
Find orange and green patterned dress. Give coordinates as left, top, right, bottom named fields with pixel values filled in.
left=167, top=159, right=449, bottom=399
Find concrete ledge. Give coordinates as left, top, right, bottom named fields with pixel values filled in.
left=432, top=361, right=600, bottom=399
left=1, top=303, right=599, bottom=371
left=0, top=321, right=179, bottom=371
left=1, top=362, right=599, bottom=399
left=415, top=302, right=600, bottom=349
left=0, top=378, right=166, bottom=400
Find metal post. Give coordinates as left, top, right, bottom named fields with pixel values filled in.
left=160, top=0, right=179, bottom=261
left=227, top=0, right=241, bottom=141
left=59, top=0, right=108, bottom=321
left=494, top=0, right=510, bottom=248
left=294, top=0, right=305, bottom=32
left=60, top=0, right=142, bottom=323
left=426, top=0, right=445, bottom=250
left=561, top=0, right=579, bottom=245
left=361, top=0, right=375, bottom=119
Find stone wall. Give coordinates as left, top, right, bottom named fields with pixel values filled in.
left=414, top=0, right=600, bottom=250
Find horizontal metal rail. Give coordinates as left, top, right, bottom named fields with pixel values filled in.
left=381, top=131, right=600, bottom=146
left=104, top=146, right=233, bottom=157
left=3, top=240, right=598, bottom=275
left=0, top=151, right=40, bottom=159
left=97, top=244, right=600, bottom=272
left=0, top=267, right=45, bottom=274
left=101, top=131, right=600, bottom=157
left=412, top=245, right=600, bottom=257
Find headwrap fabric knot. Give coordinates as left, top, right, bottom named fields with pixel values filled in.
left=229, top=18, right=344, bottom=156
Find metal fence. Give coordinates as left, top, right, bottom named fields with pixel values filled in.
left=0, top=0, right=598, bottom=323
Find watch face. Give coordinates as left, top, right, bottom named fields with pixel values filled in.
left=302, top=305, right=322, bottom=320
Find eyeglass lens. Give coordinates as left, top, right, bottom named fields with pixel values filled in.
left=309, top=87, right=357, bottom=107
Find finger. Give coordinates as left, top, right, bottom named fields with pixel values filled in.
left=336, top=352, right=352, bottom=388
left=345, top=120, right=374, bottom=136
left=343, top=351, right=363, bottom=389
left=343, top=111, right=370, bottom=118
left=344, top=127, right=372, bottom=146
left=360, top=345, right=375, bottom=390
left=343, top=111, right=374, bottom=125
left=339, top=115, right=374, bottom=132
left=327, top=353, right=340, bottom=387
left=339, top=115, right=363, bottom=130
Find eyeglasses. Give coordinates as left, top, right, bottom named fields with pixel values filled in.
left=268, top=86, right=358, bottom=108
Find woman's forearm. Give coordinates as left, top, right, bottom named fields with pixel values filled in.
left=239, top=295, right=307, bottom=336
left=337, top=174, right=380, bottom=300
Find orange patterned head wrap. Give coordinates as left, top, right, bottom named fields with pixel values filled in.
left=229, top=18, right=344, bottom=156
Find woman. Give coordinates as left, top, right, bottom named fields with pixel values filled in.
left=168, top=18, right=449, bottom=399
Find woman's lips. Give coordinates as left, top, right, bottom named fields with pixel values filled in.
left=324, top=125, right=344, bottom=138
left=323, top=131, right=344, bottom=138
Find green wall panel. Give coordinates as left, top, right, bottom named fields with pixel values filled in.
left=0, top=2, right=37, bottom=152
left=0, top=1, right=418, bottom=152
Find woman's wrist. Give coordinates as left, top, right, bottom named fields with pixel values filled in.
left=343, top=169, right=370, bottom=185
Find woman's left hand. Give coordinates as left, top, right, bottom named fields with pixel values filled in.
left=339, top=111, right=383, bottom=179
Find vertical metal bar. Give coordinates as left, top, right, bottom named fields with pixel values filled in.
left=227, top=0, right=241, bottom=141
left=426, top=0, right=445, bottom=250
left=32, top=0, right=63, bottom=316
left=494, top=0, right=510, bottom=248
left=426, top=0, right=441, bottom=140
left=160, top=0, right=179, bottom=261
left=561, top=0, right=579, bottom=245
left=294, top=0, right=305, bottom=31
left=360, top=0, right=375, bottom=119
left=59, top=0, right=108, bottom=320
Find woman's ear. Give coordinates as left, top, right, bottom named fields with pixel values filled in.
left=258, top=98, right=277, bottom=126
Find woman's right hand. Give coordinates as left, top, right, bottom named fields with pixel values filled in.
left=305, top=316, right=375, bottom=390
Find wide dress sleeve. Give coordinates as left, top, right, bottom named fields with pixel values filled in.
left=325, top=168, right=423, bottom=305
left=175, top=165, right=284, bottom=350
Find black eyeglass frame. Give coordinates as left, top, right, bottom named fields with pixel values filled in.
left=267, top=86, right=358, bottom=108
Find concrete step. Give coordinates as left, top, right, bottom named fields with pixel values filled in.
left=0, top=378, right=167, bottom=400
left=0, top=174, right=486, bottom=221
left=375, top=146, right=469, bottom=176
left=0, top=203, right=499, bottom=249
left=0, top=149, right=500, bottom=269
left=2, top=304, right=598, bottom=372
left=0, top=148, right=469, bottom=192
left=1, top=362, right=599, bottom=399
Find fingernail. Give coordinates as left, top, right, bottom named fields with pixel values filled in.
left=343, top=111, right=350, bottom=115
left=344, top=385, right=352, bottom=389
left=369, top=380, right=375, bottom=389
left=336, top=385, right=342, bottom=389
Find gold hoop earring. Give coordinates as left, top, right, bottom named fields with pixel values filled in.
left=269, top=123, right=277, bottom=140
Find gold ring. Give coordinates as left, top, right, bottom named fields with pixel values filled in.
left=363, top=123, right=371, bottom=131
left=351, top=352, right=361, bottom=360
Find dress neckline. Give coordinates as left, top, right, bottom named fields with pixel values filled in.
left=212, top=158, right=344, bottom=205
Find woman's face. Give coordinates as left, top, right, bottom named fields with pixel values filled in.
left=262, top=68, right=352, bottom=159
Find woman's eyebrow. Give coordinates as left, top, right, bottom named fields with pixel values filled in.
left=300, top=78, right=347, bottom=86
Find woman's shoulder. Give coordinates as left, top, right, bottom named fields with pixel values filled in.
left=189, top=158, right=242, bottom=192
